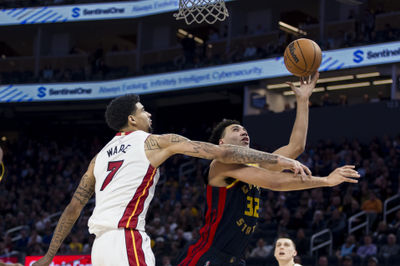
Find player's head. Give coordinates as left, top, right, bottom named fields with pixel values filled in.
left=105, top=94, right=152, bottom=133
left=274, top=237, right=297, bottom=265
left=209, top=119, right=249, bottom=147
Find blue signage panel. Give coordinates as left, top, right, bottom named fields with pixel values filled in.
left=0, top=41, right=399, bottom=103
left=0, top=0, right=179, bottom=25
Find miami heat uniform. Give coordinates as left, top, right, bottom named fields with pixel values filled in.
left=88, top=130, right=159, bottom=266
left=178, top=175, right=261, bottom=266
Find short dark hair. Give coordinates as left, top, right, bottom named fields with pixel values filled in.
left=209, top=119, right=240, bottom=144
left=105, top=94, right=140, bottom=131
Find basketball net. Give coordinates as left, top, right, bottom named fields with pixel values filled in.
left=174, top=0, right=229, bottom=25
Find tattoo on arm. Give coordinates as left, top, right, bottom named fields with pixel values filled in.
left=46, top=157, right=96, bottom=258
left=222, top=144, right=279, bottom=164
left=144, top=135, right=162, bottom=151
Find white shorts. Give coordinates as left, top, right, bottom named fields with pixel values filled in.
left=91, top=228, right=155, bottom=266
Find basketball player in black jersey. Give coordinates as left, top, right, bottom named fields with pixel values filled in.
left=177, top=73, right=360, bottom=265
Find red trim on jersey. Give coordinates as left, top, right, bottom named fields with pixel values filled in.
left=179, top=187, right=213, bottom=266
left=118, top=165, right=156, bottom=228
left=179, top=187, right=227, bottom=265
left=125, top=229, right=146, bottom=266
left=116, top=131, right=135, bottom=136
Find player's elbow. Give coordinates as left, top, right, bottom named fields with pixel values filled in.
left=288, top=144, right=305, bottom=159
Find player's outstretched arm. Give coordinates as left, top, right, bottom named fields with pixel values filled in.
left=211, top=163, right=359, bottom=190
left=272, top=72, right=319, bottom=161
left=145, top=134, right=311, bottom=178
left=32, top=156, right=96, bottom=266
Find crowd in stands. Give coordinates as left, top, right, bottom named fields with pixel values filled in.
left=0, top=124, right=400, bottom=265
left=1, top=4, right=400, bottom=85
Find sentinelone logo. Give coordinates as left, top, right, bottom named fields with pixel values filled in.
left=353, top=47, right=400, bottom=63
left=37, top=87, right=92, bottom=98
left=72, top=7, right=125, bottom=18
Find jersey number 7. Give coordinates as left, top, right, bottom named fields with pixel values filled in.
left=100, top=160, right=124, bottom=191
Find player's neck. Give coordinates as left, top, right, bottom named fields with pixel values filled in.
left=278, top=259, right=295, bottom=266
left=120, top=125, right=139, bottom=133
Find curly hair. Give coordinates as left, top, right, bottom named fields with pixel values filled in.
left=209, top=119, right=240, bottom=144
left=105, top=94, right=140, bottom=131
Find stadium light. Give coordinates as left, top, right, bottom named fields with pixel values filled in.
left=356, top=72, right=380, bottom=79
left=373, top=79, right=393, bottom=85
left=279, top=21, right=307, bottom=36
left=327, top=82, right=370, bottom=90
left=317, top=75, right=354, bottom=83
left=283, top=87, right=325, bottom=96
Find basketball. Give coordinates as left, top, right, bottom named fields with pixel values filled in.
left=284, top=38, right=322, bottom=77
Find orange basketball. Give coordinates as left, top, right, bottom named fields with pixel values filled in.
left=284, top=38, right=322, bottom=77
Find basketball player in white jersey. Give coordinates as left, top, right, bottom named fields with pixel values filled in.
left=33, top=94, right=311, bottom=266
left=274, top=238, right=302, bottom=266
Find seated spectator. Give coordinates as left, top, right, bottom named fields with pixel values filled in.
left=341, top=255, right=353, bottom=266
left=367, top=256, right=378, bottom=266
left=69, top=235, right=83, bottom=253
left=317, top=255, right=328, bottom=266
left=310, top=210, right=325, bottom=232
left=379, top=233, right=400, bottom=259
left=249, top=238, right=273, bottom=258
left=357, top=235, right=377, bottom=259
left=337, top=235, right=357, bottom=258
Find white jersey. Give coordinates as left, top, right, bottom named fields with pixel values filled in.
left=88, top=130, right=160, bottom=236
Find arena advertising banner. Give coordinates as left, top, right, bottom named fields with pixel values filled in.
left=25, top=255, right=91, bottom=266
left=0, top=0, right=180, bottom=25
left=0, top=257, right=19, bottom=263
left=0, top=41, right=399, bottom=103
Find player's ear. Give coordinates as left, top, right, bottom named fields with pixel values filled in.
left=293, top=250, right=297, bottom=257
left=128, top=115, right=136, bottom=126
left=219, top=139, right=224, bottom=145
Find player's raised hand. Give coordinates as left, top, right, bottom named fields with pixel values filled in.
left=326, top=165, right=360, bottom=187
left=286, top=72, right=320, bottom=100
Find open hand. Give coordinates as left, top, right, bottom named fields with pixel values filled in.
left=326, top=165, right=360, bottom=187
left=286, top=72, right=320, bottom=100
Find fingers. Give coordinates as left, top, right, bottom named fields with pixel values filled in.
left=285, top=82, right=297, bottom=92
left=303, top=165, right=312, bottom=176
left=341, top=165, right=355, bottom=169
left=344, top=177, right=359, bottom=183
left=311, top=72, right=320, bottom=85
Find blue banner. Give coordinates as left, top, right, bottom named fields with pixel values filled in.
left=0, top=41, right=399, bottom=103
left=0, top=0, right=179, bottom=25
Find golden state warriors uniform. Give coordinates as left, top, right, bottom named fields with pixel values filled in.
left=178, top=175, right=261, bottom=266
left=89, top=130, right=159, bottom=266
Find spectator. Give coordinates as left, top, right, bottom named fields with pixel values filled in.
left=249, top=238, right=273, bottom=258
left=357, top=235, right=377, bottom=259
left=367, top=256, right=378, bottom=266
left=317, top=255, right=328, bottom=266
left=337, top=235, right=356, bottom=258
left=69, top=235, right=83, bottom=253
left=361, top=190, right=382, bottom=226
left=379, top=233, right=400, bottom=259
left=341, top=255, right=353, bottom=266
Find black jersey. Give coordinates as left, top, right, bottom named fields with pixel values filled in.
left=178, top=177, right=261, bottom=265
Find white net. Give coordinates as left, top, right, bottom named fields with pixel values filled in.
left=173, top=0, right=229, bottom=25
